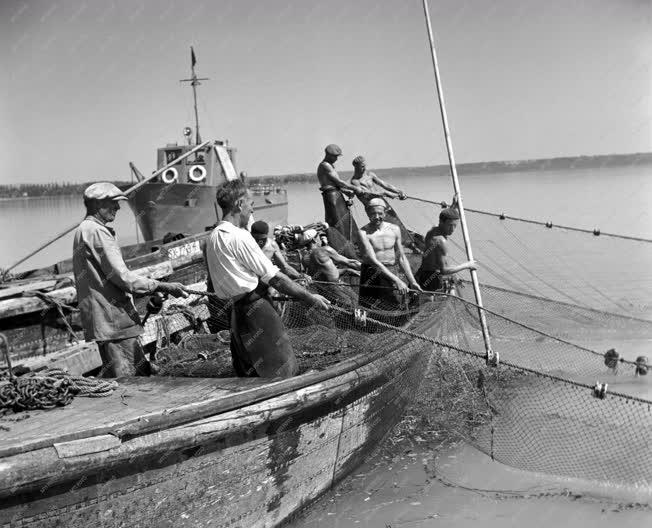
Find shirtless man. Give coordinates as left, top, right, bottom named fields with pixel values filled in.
left=357, top=198, right=421, bottom=309
left=415, top=207, right=477, bottom=292
left=302, top=231, right=360, bottom=307
left=317, top=144, right=360, bottom=257
left=350, top=156, right=407, bottom=205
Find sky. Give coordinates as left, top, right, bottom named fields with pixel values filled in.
left=1, top=0, right=651, bottom=183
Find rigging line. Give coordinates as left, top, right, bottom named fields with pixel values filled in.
left=404, top=195, right=652, bottom=243
left=470, top=280, right=652, bottom=325
left=498, top=221, right=629, bottom=316
left=469, top=233, right=593, bottom=310
left=447, top=237, right=547, bottom=297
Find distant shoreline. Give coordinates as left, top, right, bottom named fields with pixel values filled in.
left=1, top=151, right=650, bottom=198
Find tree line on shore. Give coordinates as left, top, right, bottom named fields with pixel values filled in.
left=2, top=151, right=650, bottom=198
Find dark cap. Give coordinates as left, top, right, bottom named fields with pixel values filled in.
left=250, top=220, right=269, bottom=238
left=439, top=207, right=460, bottom=221
left=325, top=144, right=342, bottom=156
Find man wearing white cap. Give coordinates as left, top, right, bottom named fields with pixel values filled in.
left=72, top=182, right=188, bottom=377
left=358, top=198, right=421, bottom=308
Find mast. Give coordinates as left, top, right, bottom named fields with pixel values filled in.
left=421, top=0, right=496, bottom=365
left=180, top=46, right=209, bottom=145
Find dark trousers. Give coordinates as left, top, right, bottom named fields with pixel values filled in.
left=414, top=267, right=443, bottom=292
left=359, top=263, right=403, bottom=310
left=230, top=288, right=297, bottom=378
left=97, top=336, right=149, bottom=378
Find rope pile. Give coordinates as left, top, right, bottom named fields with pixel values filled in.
left=0, top=368, right=117, bottom=414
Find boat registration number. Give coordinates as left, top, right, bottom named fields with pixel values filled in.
left=167, top=240, right=201, bottom=260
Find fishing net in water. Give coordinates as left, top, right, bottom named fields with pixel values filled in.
left=151, top=277, right=652, bottom=489
left=396, top=291, right=652, bottom=490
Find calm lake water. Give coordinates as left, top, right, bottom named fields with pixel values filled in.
left=2, top=164, right=651, bottom=317
left=2, top=164, right=652, bottom=525
left=2, top=164, right=651, bottom=268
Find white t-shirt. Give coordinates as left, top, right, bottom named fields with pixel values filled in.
left=206, top=221, right=279, bottom=299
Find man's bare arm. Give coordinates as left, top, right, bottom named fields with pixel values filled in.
left=394, top=226, right=420, bottom=290
left=324, top=165, right=360, bottom=193
left=372, top=174, right=406, bottom=198
left=324, top=245, right=360, bottom=269
left=268, top=272, right=328, bottom=309
left=433, top=238, right=477, bottom=275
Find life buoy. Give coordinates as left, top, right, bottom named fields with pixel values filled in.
left=162, top=167, right=178, bottom=184
left=189, top=165, right=207, bottom=183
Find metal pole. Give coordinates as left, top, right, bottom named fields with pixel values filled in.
left=421, top=0, right=496, bottom=365
left=4, top=141, right=211, bottom=274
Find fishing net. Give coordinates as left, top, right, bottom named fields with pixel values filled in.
left=416, top=292, right=652, bottom=489
left=149, top=273, right=652, bottom=489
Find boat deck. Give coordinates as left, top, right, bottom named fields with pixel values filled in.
left=0, top=376, right=270, bottom=458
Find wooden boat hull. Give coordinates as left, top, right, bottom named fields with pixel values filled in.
left=126, top=182, right=288, bottom=241
left=0, top=305, right=438, bottom=527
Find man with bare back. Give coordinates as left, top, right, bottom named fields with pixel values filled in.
left=415, top=207, right=477, bottom=292
left=357, top=198, right=421, bottom=309
left=317, top=144, right=360, bottom=257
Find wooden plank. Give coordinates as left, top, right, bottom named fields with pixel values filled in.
left=0, top=261, right=174, bottom=318
left=53, top=435, right=121, bottom=458
left=16, top=341, right=101, bottom=376
left=0, top=298, right=443, bottom=459
left=0, top=280, right=58, bottom=300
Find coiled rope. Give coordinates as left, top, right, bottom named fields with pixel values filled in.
left=0, top=333, right=117, bottom=413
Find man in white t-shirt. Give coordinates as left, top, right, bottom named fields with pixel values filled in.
left=205, top=180, right=330, bottom=378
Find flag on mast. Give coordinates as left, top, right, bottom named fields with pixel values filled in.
left=191, top=46, right=197, bottom=69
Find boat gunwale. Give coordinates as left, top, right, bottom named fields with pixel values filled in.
left=0, top=329, right=428, bottom=500
left=0, top=301, right=440, bottom=460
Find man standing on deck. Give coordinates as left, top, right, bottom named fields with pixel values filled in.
left=349, top=155, right=422, bottom=253
left=205, top=180, right=330, bottom=378
left=415, top=207, right=477, bottom=292
left=72, top=183, right=189, bottom=378
left=357, top=198, right=421, bottom=309
left=317, top=144, right=361, bottom=257
left=350, top=155, right=408, bottom=206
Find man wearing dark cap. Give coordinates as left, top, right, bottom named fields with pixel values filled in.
left=73, top=182, right=189, bottom=377
left=250, top=220, right=306, bottom=281
left=317, top=144, right=361, bottom=258
left=415, top=207, right=477, bottom=291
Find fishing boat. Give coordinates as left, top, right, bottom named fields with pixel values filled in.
left=124, top=47, right=288, bottom=242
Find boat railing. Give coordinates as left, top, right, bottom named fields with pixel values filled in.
left=249, top=183, right=286, bottom=196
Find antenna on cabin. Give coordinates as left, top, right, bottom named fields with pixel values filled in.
left=179, top=46, right=209, bottom=145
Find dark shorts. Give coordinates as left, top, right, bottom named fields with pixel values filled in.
left=321, top=188, right=358, bottom=259
left=230, top=288, right=297, bottom=378
left=359, top=263, right=403, bottom=309
left=312, top=280, right=357, bottom=309
left=414, top=267, right=443, bottom=292
left=97, top=336, right=149, bottom=378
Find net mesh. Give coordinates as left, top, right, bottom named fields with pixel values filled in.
left=154, top=195, right=652, bottom=490
left=155, top=282, right=652, bottom=489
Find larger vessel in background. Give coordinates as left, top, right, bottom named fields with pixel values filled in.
left=125, top=48, right=288, bottom=241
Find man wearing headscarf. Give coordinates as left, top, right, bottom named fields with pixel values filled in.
left=357, top=198, right=421, bottom=309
